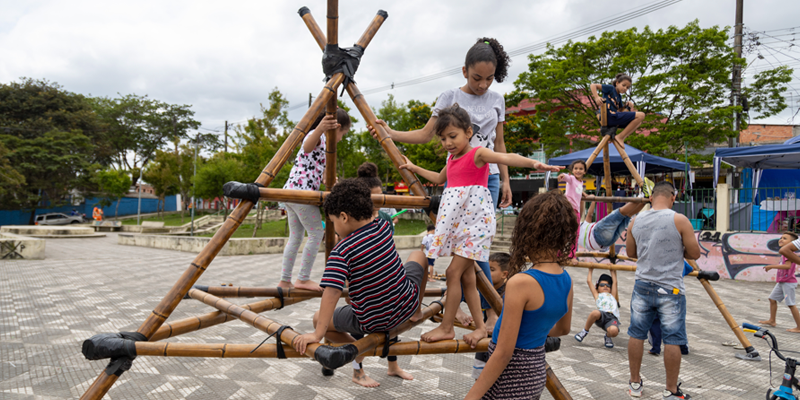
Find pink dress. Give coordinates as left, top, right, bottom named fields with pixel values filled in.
left=562, top=174, right=583, bottom=257
left=427, top=147, right=496, bottom=262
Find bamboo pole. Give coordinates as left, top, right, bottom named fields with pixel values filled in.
left=258, top=187, right=430, bottom=208
left=611, top=138, right=644, bottom=187
left=569, top=260, right=699, bottom=277
left=574, top=252, right=638, bottom=263
left=151, top=297, right=308, bottom=341
left=685, top=259, right=758, bottom=357
left=546, top=364, right=573, bottom=400
left=603, top=142, right=615, bottom=260
left=198, top=286, right=446, bottom=298
left=475, top=263, right=503, bottom=314
left=325, top=96, right=337, bottom=259
left=133, top=339, right=490, bottom=358
left=326, top=0, right=338, bottom=47
left=582, top=195, right=649, bottom=204
left=299, top=7, right=388, bottom=57
left=79, top=73, right=347, bottom=400
left=585, top=135, right=611, bottom=167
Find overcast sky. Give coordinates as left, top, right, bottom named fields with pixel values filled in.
left=1, top=0, right=799, bottom=142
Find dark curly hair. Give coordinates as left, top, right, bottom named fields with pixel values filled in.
left=433, top=104, right=472, bottom=137
left=489, top=252, right=511, bottom=272
left=357, top=162, right=382, bottom=190
left=508, top=190, right=578, bottom=277
left=323, top=178, right=374, bottom=221
left=465, top=37, right=511, bottom=83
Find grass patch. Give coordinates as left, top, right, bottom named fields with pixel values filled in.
left=120, top=211, right=216, bottom=226
left=200, top=218, right=428, bottom=238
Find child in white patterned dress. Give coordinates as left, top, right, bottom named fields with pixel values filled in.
left=400, top=104, right=561, bottom=347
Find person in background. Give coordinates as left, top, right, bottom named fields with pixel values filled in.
left=421, top=224, right=437, bottom=281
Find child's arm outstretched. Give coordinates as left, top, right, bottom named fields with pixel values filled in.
left=586, top=268, right=599, bottom=300
left=303, top=115, right=340, bottom=154
left=475, top=147, right=562, bottom=172
left=399, top=156, right=447, bottom=184
left=292, top=287, right=341, bottom=354
left=764, top=260, right=793, bottom=271
left=611, top=270, right=618, bottom=300
left=780, top=241, right=800, bottom=265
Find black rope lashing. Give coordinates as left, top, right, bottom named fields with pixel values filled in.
left=322, top=44, right=364, bottom=96
left=251, top=325, right=293, bottom=359
left=222, top=181, right=264, bottom=203
left=276, top=287, right=285, bottom=310
left=380, top=332, right=400, bottom=358
left=428, top=299, right=444, bottom=322
left=608, top=253, right=619, bottom=265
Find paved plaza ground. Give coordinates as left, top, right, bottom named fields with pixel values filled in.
left=2, top=233, right=800, bottom=399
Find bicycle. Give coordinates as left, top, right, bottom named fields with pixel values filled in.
left=742, top=322, right=800, bottom=400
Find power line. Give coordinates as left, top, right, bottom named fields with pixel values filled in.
left=359, top=0, right=683, bottom=95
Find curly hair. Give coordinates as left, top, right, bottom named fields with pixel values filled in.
left=323, top=178, right=374, bottom=221
left=508, top=190, right=578, bottom=277
left=357, top=162, right=382, bottom=190
left=465, top=37, right=511, bottom=83
left=433, top=103, right=472, bottom=137
left=489, top=252, right=511, bottom=272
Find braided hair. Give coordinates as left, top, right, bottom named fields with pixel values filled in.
left=465, top=37, right=511, bottom=83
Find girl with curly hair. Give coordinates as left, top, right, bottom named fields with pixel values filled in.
left=466, top=190, right=575, bottom=400
left=400, top=104, right=561, bottom=348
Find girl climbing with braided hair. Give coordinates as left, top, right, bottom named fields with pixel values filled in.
left=277, top=108, right=351, bottom=292
left=465, top=190, right=575, bottom=400
left=590, top=73, right=645, bottom=145
left=369, top=37, right=512, bottom=332
left=399, top=104, right=562, bottom=348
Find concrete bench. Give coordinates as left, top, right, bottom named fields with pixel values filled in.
left=141, top=221, right=165, bottom=228
left=93, top=221, right=121, bottom=232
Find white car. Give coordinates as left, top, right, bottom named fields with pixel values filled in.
left=34, top=213, right=85, bottom=225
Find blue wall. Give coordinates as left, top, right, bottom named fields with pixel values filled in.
left=0, top=195, right=178, bottom=226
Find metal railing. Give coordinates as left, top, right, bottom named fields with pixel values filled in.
left=729, top=187, right=800, bottom=233
left=672, top=188, right=717, bottom=231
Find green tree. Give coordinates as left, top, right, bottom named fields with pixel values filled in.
left=509, top=21, right=792, bottom=165
left=194, top=155, right=246, bottom=218
left=93, top=168, right=132, bottom=218
left=0, top=142, right=26, bottom=208
left=143, top=150, right=180, bottom=217
left=0, top=78, right=109, bottom=222
left=92, top=93, right=200, bottom=185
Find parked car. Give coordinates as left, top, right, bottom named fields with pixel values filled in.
left=34, top=213, right=85, bottom=225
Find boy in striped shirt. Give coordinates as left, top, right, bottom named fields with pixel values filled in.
left=292, top=179, right=427, bottom=387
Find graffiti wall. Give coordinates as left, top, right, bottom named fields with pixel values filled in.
left=578, top=232, right=786, bottom=282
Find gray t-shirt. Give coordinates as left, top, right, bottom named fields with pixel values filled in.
left=631, top=209, right=686, bottom=293
left=433, top=88, right=505, bottom=175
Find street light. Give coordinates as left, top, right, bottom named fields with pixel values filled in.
left=191, top=133, right=198, bottom=236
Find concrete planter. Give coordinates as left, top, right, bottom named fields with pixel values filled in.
left=0, top=232, right=45, bottom=260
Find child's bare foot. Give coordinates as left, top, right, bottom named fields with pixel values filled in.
left=387, top=363, right=414, bottom=380
left=409, top=309, right=424, bottom=322
left=352, top=369, right=380, bottom=387
left=421, top=325, right=455, bottom=342
left=485, top=310, right=498, bottom=335
left=759, top=319, right=777, bottom=327
left=455, top=308, right=474, bottom=326
left=294, top=279, right=323, bottom=291
left=787, top=327, right=800, bottom=333
left=277, top=280, right=294, bottom=289
left=463, top=329, right=488, bottom=349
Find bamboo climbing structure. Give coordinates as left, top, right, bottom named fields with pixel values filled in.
left=79, top=2, right=573, bottom=399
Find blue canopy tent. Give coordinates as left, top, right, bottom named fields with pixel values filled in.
left=547, top=143, right=689, bottom=179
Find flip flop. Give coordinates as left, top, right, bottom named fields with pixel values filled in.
left=733, top=344, right=745, bottom=350
left=721, top=341, right=738, bottom=347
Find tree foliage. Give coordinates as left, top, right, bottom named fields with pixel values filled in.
left=0, top=142, right=26, bottom=208
left=509, top=21, right=792, bottom=165
left=93, top=167, right=132, bottom=217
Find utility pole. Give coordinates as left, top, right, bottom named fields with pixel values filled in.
left=729, top=0, right=744, bottom=148
left=191, top=134, right=198, bottom=236
left=136, top=168, right=142, bottom=225
left=224, top=121, right=228, bottom=155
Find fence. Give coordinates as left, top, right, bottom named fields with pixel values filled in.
left=0, top=195, right=179, bottom=226
left=672, top=188, right=717, bottom=231
left=728, top=187, right=800, bottom=233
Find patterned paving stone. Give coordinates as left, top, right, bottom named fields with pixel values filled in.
left=1, top=233, right=799, bottom=398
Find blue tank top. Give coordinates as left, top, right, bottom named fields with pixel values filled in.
left=491, top=268, right=572, bottom=349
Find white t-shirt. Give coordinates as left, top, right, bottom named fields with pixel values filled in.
left=432, top=88, right=506, bottom=175
left=596, top=292, right=620, bottom=319
left=421, top=233, right=434, bottom=251
left=793, top=239, right=800, bottom=251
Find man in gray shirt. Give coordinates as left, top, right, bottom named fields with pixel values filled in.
left=624, top=181, right=700, bottom=399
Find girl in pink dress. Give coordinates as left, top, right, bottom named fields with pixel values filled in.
left=400, top=104, right=562, bottom=346
left=558, top=160, right=586, bottom=257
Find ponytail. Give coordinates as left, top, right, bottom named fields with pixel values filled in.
left=309, top=108, right=352, bottom=131
left=465, top=37, right=511, bottom=83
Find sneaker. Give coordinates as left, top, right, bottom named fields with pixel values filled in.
left=642, top=177, right=655, bottom=198
left=604, top=335, right=614, bottom=348
left=574, top=330, right=588, bottom=342
left=663, top=383, right=691, bottom=399
left=628, top=380, right=644, bottom=397
left=680, top=344, right=690, bottom=355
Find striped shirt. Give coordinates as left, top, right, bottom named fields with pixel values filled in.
left=320, top=218, right=420, bottom=333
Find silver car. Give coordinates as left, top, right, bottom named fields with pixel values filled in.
left=35, top=213, right=85, bottom=225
